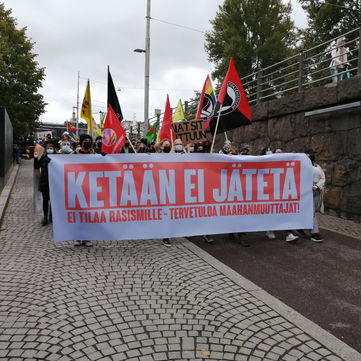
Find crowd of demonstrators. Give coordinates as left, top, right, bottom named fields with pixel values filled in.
left=32, top=132, right=325, bottom=246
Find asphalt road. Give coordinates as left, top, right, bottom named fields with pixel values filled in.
left=189, top=228, right=361, bottom=353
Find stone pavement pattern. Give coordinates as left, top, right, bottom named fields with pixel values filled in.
left=0, top=162, right=352, bottom=361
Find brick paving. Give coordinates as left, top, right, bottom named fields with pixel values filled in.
left=0, top=161, right=359, bottom=361
left=318, top=213, right=361, bottom=240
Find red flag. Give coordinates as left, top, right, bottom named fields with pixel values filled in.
left=159, top=94, right=175, bottom=142
left=67, top=121, right=78, bottom=132
left=101, top=105, right=126, bottom=154
left=209, top=57, right=252, bottom=135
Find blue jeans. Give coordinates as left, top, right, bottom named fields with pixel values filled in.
left=331, top=68, right=344, bottom=83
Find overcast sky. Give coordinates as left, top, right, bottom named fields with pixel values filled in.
left=5, top=0, right=307, bottom=126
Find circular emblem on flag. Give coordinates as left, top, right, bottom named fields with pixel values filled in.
left=102, top=128, right=117, bottom=146
left=221, top=81, right=241, bottom=115
left=201, top=93, right=216, bottom=118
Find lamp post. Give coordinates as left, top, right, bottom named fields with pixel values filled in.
left=134, top=0, right=151, bottom=130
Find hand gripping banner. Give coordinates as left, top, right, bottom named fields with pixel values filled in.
left=48, top=153, right=314, bottom=242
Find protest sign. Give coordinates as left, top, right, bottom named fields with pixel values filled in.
left=48, top=153, right=313, bottom=242
left=172, top=119, right=208, bottom=145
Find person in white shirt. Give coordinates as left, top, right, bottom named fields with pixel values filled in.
left=330, top=37, right=347, bottom=83
left=305, top=149, right=325, bottom=242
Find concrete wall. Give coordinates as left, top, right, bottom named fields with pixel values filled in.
left=218, top=75, right=361, bottom=221
left=0, top=107, right=13, bottom=187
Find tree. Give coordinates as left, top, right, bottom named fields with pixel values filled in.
left=299, top=0, right=361, bottom=46
left=205, top=0, right=297, bottom=84
left=0, top=3, right=46, bottom=138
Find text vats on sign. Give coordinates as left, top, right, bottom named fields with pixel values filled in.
left=172, top=119, right=207, bottom=145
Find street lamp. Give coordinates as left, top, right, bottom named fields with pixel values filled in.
left=133, top=0, right=151, bottom=130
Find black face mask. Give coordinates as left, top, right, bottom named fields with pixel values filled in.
left=138, top=148, right=146, bottom=153
left=309, top=155, right=315, bottom=164
left=83, top=142, right=92, bottom=150
left=96, top=142, right=102, bottom=149
left=163, top=145, right=171, bottom=153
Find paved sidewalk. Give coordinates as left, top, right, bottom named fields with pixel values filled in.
left=0, top=161, right=360, bottom=361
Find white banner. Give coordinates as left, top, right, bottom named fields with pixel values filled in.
left=48, top=153, right=314, bottom=242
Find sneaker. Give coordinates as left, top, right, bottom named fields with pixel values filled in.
left=162, top=238, right=171, bottom=247
left=229, top=233, right=236, bottom=240
left=266, top=231, right=276, bottom=240
left=82, top=241, right=93, bottom=247
left=74, top=240, right=82, bottom=247
left=285, top=233, right=298, bottom=243
left=202, top=235, right=214, bottom=244
left=294, top=229, right=307, bottom=237
left=311, top=233, right=323, bottom=243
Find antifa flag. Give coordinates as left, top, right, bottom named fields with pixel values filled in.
left=209, top=57, right=251, bottom=135
left=107, top=67, right=123, bottom=123
left=196, top=74, right=216, bottom=129
left=101, top=105, right=127, bottom=154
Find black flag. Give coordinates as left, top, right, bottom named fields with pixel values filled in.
left=107, top=66, right=123, bottom=122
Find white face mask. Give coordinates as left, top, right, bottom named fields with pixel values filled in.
left=266, top=151, right=272, bottom=155
left=175, top=145, right=183, bottom=152
left=189, top=147, right=194, bottom=153
left=47, top=149, right=54, bottom=154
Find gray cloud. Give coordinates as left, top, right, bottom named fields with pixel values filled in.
left=6, top=0, right=306, bottom=125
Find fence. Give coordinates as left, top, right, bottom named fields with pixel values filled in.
left=242, top=27, right=361, bottom=104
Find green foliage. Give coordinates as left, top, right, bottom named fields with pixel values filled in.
left=299, top=0, right=361, bottom=46
left=0, top=3, right=46, bottom=138
left=205, top=0, right=297, bottom=84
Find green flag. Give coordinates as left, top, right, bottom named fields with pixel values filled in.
left=146, top=118, right=160, bottom=143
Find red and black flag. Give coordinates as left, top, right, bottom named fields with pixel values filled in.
left=209, top=57, right=251, bottom=135
left=107, top=67, right=123, bottom=123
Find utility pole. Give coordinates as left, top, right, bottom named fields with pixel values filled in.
left=76, top=71, right=80, bottom=137
left=144, top=0, right=151, bottom=130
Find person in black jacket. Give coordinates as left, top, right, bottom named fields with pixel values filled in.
left=35, top=140, right=57, bottom=226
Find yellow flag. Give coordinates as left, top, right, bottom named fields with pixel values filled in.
left=172, top=99, right=185, bottom=123
left=80, top=80, right=93, bottom=136
left=92, top=117, right=102, bottom=137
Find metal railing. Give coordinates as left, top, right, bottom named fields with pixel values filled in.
left=242, top=27, right=361, bottom=104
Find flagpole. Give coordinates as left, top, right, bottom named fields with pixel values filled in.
left=210, top=106, right=222, bottom=153
left=209, top=73, right=228, bottom=142
left=126, top=135, right=137, bottom=153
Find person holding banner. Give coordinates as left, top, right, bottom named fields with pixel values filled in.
left=35, top=140, right=57, bottom=226
left=76, top=134, right=95, bottom=155
left=74, top=134, right=95, bottom=246
left=172, top=138, right=185, bottom=154
left=158, top=139, right=171, bottom=154
left=306, top=149, right=325, bottom=242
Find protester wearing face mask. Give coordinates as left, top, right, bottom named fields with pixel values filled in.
left=185, top=143, right=195, bottom=153
left=194, top=141, right=205, bottom=153
left=159, top=139, right=171, bottom=154
left=76, top=134, right=95, bottom=154
left=93, top=136, right=103, bottom=154
left=58, top=139, right=74, bottom=154
left=219, top=140, right=232, bottom=155
left=172, top=138, right=185, bottom=154
left=34, top=140, right=57, bottom=226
